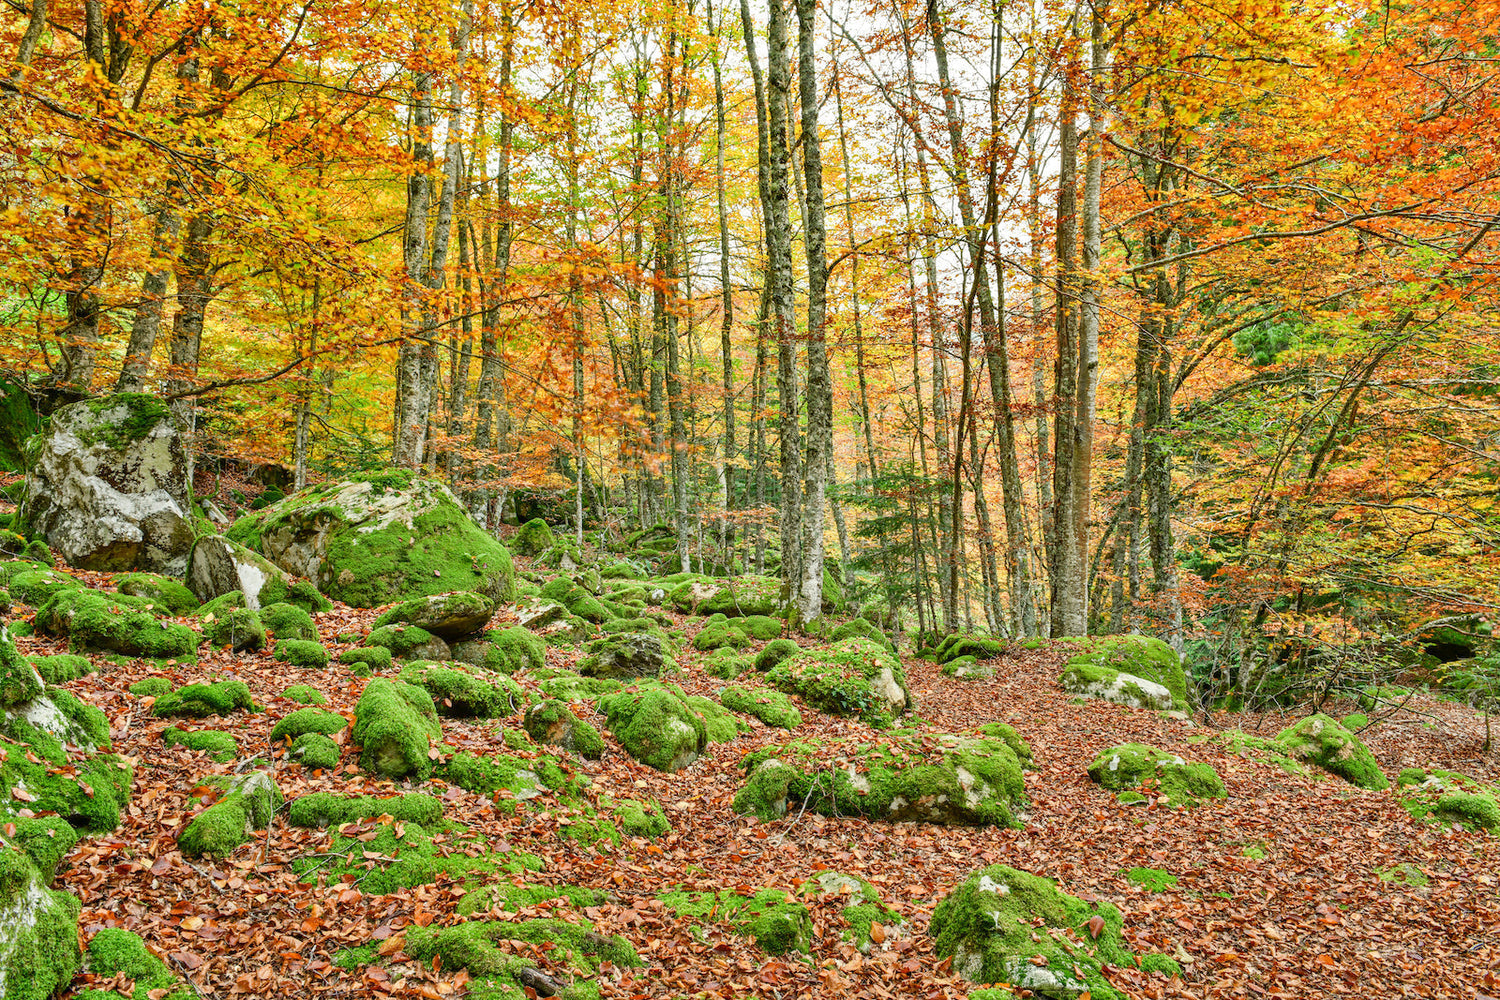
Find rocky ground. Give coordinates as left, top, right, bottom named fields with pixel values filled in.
left=6, top=548, right=1497, bottom=1000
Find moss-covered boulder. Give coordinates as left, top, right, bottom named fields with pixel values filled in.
left=282, top=683, right=328, bottom=705
left=1059, top=636, right=1188, bottom=711
left=28, top=654, right=93, bottom=685
left=116, top=572, right=199, bottom=615
left=511, top=517, right=557, bottom=557
left=0, top=844, right=83, bottom=1000
left=931, top=633, right=1004, bottom=664
left=8, top=568, right=83, bottom=608
left=338, top=645, right=393, bottom=674
left=442, top=749, right=573, bottom=805
left=830, top=617, right=894, bottom=653
left=288, top=792, right=444, bottom=828
left=766, top=638, right=912, bottom=725
left=372, top=590, right=496, bottom=641
left=365, top=623, right=450, bottom=661
left=580, top=628, right=667, bottom=679
left=755, top=637, right=801, bottom=671
left=162, top=727, right=238, bottom=763
left=36, top=588, right=198, bottom=658
left=186, top=535, right=294, bottom=610
left=798, top=871, right=906, bottom=954
left=1276, top=713, right=1388, bottom=790
left=225, top=472, right=516, bottom=607
left=693, top=614, right=753, bottom=652
left=289, top=732, right=340, bottom=769
left=352, top=679, right=443, bottom=779
left=274, top=639, right=330, bottom=668
left=177, top=770, right=281, bottom=858
left=20, top=393, right=195, bottom=575
left=598, top=684, right=708, bottom=772
left=668, top=574, right=781, bottom=616
left=539, top=578, right=612, bottom=624
left=399, top=660, right=529, bottom=718
left=1395, top=768, right=1500, bottom=832
left=1087, top=743, right=1226, bottom=808
left=203, top=607, right=266, bottom=652
left=83, top=927, right=192, bottom=1000
left=260, top=601, right=318, bottom=641
left=931, top=865, right=1147, bottom=998
left=524, top=699, right=606, bottom=759
left=719, top=684, right=801, bottom=729
left=734, top=730, right=1026, bottom=827
left=270, top=707, right=348, bottom=744
left=152, top=679, right=253, bottom=718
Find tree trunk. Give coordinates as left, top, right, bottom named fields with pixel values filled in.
left=394, top=65, right=436, bottom=469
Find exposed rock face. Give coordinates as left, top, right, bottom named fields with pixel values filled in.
left=225, top=472, right=515, bottom=608
left=187, top=536, right=293, bottom=610
left=21, top=394, right=195, bottom=575
left=372, top=591, right=497, bottom=640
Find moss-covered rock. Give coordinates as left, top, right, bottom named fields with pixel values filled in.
left=536, top=672, right=622, bottom=703
left=1357, top=684, right=1413, bottom=712
left=830, top=618, right=894, bottom=653
left=720, top=684, right=801, bottom=729
left=399, top=660, right=529, bottom=718
left=162, top=727, right=237, bottom=763
left=598, top=684, right=708, bottom=772
left=930, top=633, right=1004, bottom=664
left=270, top=707, right=348, bottom=744
left=36, top=588, right=198, bottom=658
left=755, top=637, right=801, bottom=671
left=524, top=699, right=606, bottom=759
left=274, top=638, right=329, bottom=668
left=289, top=732, right=340, bottom=769
left=511, top=517, right=557, bottom=557
left=177, top=770, right=281, bottom=858
left=372, top=590, right=497, bottom=640
left=669, top=574, right=782, bottom=616
left=735, top=729, right=1026, bottom=827
left=203, top=607, right=266, bottom=652
left=225, top=472, right=516, bottom=607
left=83, top=927, right=191, bottom=1000
left=693, top=614, right=753, bottom=652
left=1276, top=713, right=1388, bottom=790
left=1213, top=729, right=1314, bottom=777
left=127, top=676, right=172, bottom=698
left=442, top=750, right=570, bottom=804
left=27, top=654, right=93, bottom=685
left=194, top=589, right=247, bottom=620
left=1059, top=636, right=1188, bottom=711
left=8, top=568, right=84, bottom=608
left=1087, top=743, right=1226, bottom=808
left=365, top=623, right=449, bottom=661
left=1395, top=768, right=1500, bottom=832
left=798, top=871, right=906, bottom=954
left=0, top=845, right=83, bottom=1000
left=610, top=796, right=670, bottom=839
left=255, top=577, right=332, bottom=615
left=352, top=679, right=443, bottom=779
left=260, top=601, right=318, bottom=641
left=116, top=573, right=199, bottom=615
left=579, top=628, right=667, bottom=679
left=539, top=577, right=612, bottom=624
left=288, top=791, right=443, bottom=828
left=282, top=684, right=328, bottom=705
left=404, top=915, right=638, bottom=994
left=488, top=625, right=547, bottom=673
left=1, top=817, right=78, bottom=883
left=931, top=864, right=1144, bottom=998
left=338, top=646, right=393, bottom=673
left=767, top=638, right=912, bottom=726
left=152, top=679, right=253, bottom=718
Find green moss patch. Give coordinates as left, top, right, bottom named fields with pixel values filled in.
left=116, top=573, right=199, bottom=615
left=488, top=626, right=546, bottom=673
left=523, top=699, right=606, bottom=759
left=798, top=871, right=905, bottom=953
left=289, top=792, right=443, bottom=828
left=1395, top=768, right=1500, bottom=832
left=1088, top=743, right=1226, bottom=808
left=669, top=574, right=782, bottom=617
left=162, top=727, right=237, bottom=763
left=598, top=684, right=707, bottom=772
left=511, top=518, right=557, bottom=557
left=339, top=646, right=392, bottom=673
left=351, top=679, right=442, bottom=779
left=930, top=633, right=1004, bottom=664
left=261, top=602, right=318, bottom=641
left=204, top=607, right=266, bottom=651
left=734, top=729, right=1026, bottom=827
left=404, top=915, right=638, bottom=996
left=1058, top=636, right=1187, bottom=711
left=36, top=589, right=198, bottom=658
left=296, top=816, right=542, bottom=895
left=659, top=887, right=812, bottom=955
left=442, top=749, right=572, bottom=807
left=274, top=639, right=329, bottom=668
left=282, top=684, right=328, bottom=705
left=178, top=771, right=281, bottom=858
left=28, top=654, right=93, bottom=685
left=1276, top=714, right=1388, bottom=790
left=152, top=679, right=253, bottom=718
left=82, top=926, right=192, bottom=1000
left=372, top=591, right=496, bottom=640
left=1124, top=866, right=1178, bottom=891
left=0, top=845, right=83, bottom=1000
left=399, top=660, right=529, bottom=718
left=270, top=707, right=348, bottom=744
left=289, top=732, right=340, bottom=769
left=720, top=684, right=801, bottom=729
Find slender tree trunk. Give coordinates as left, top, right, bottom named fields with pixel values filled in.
left=394, top=64, right=436, bottom=469
left=166, top=209, right=215, bottom=485
left=709, top=0, right=736, bottom=553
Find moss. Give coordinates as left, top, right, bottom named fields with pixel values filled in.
left=523, top=700, right=606, bottom=759
left=372, top=591, right=496, bottom=638
left=538, top=580, right=610, bottom=624
left=720, top=684, right=801, bottom=729
left=1357, top=684, right=1412, bottom=712
left=930, top=864, right=1140, bottom=997
left=366, top=623, right=439, bottom=657
left=489, top=626, right=546, bottom=673
left=1214, top=729, right=1313, bottom=776
left=684, top=693, right=749, bottom=743
left=352, top=679, right=443, bottom=779
left=260, top=602, right=318, bottom=641
left=8, top=569, right=83, bottom=608
left=201, top=607, right=264, bottom=651
left=400, top=660, right=529, bottom=718
left=339, top=646, right=393, bottom=673
left=404, top=917, right=638, bottom=989
left=1378, top=862, right=1430, bottom=887
left=1241, top=844, right=1267, bottom=859
left=1275, top=713, right=1389, bottom=790
left=932, top=634, right=1005, bottom=664
left=153, top=679, right=253, bottom=718
left=828, top=618, right=893, bottom=652
left=84, top=927, right=192, bottom=1000
left=0, top=847, right=83, bottom=1000
left=1395, top=769, right=1500, bottom=832
left=693, top=615, right=753, bottom=652
left=1139, top=953, right=1183, bottom=977
left=537, top=673, right=622, bottom=703
left=734, top=730, right=1026, bottom=827
left=195, top=590, right=246, bottom=619
left=798, top=872, right=904, bottom=953
left=1124, top=866, right=1178, bottom=891
left=288, top=792, right=443, bottom=828
left=36, top=589, right=199, bottom=658
left=116, top=573, right=199, bottom=615
left=178, top=771, right=281, bottom=858
left=667, top=574, right=781, bottom=617
left=2, top=817, right=79, bottom=883
left=610, top=797, right=670, bottom=839
left=766, top=638, right=912, bottom=726
left=1067, top=636, right=1187, bottom=708
left=125, top=676, right=168, bottom=699
left=598, top=685, right=707, bottom=772
left=26, top=654, right=91, bottom=688
left=255, top=577, right=332, bottom=614
left=162, top=726, right=237, bottom=762
left=293, top=814, right=540, bottom=893
left=270, top=707, right=348, bottom=744
left=0, top=751, right=132, bottom=833
left=0, top=631, right=44, bottom=706
left=1087, top=744, right=1226, bottom=808
left=512, top=518, right=557, bottom=556
left=659, top=887, right=810, bottom=955
left=282, top=683, right=328, bottom=705
left=975, top=723, right=1033, bottom=768
left=443, top=750, right=570, bottom=803
left=289, top=732, right=340, bottom=769
left=274, top=639, right=330, bottom=668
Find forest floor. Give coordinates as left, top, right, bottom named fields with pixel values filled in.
left=18, top=554, right=1500, bottom=1000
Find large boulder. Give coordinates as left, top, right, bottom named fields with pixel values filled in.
left=20, top=393, right=195, bottom=575
left=0, top=843, right=83, bottom=1000
left=187, top=535, right=294, bottom=609
left=225, top=472, right=515, bottom=608
left=35, top=588, right=198, bottom=658
left=734, top=730, right=1026, bottom=827
left=372, top=591, right=497, bottom=640
left=1058, top=636, right=1188, bottom=711
left=598, top=684, right=707, bottom=772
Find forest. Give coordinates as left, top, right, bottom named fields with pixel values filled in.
left=1, top=0, right=1499, bottom=998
